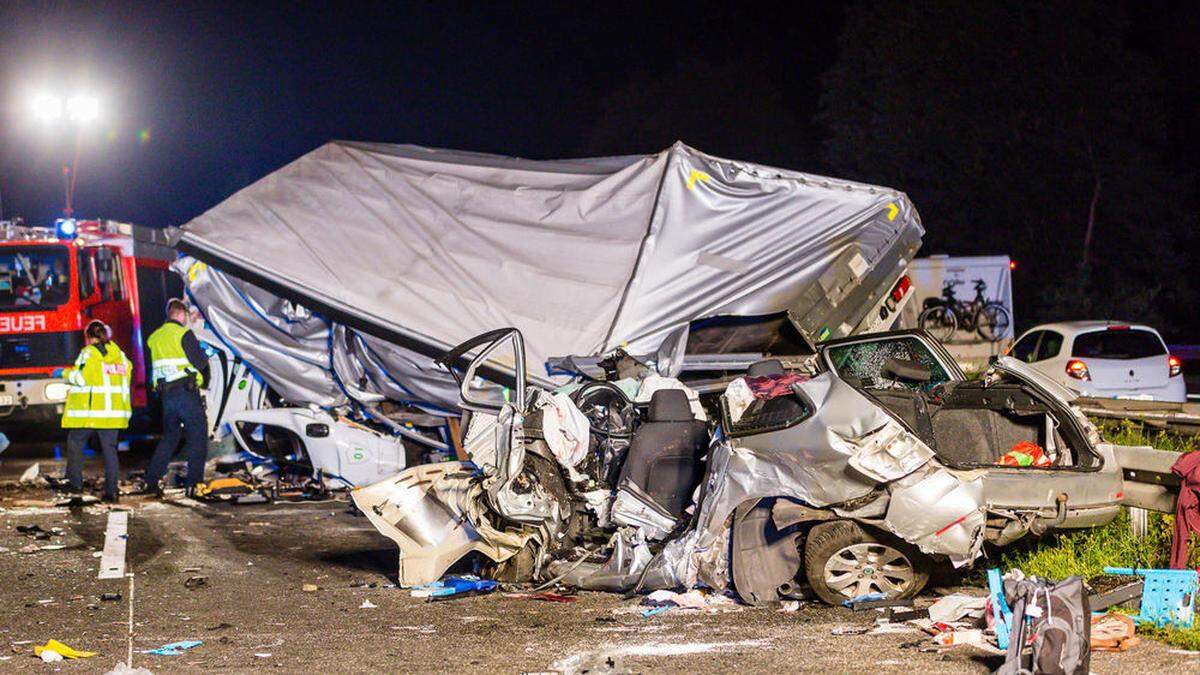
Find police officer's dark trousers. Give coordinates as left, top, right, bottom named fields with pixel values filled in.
left=145, top=384, right=207, bottom=489
left=66, top=428, right=120, bottom=497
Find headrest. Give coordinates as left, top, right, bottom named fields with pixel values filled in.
left=649, top=389, right=694, bottom=422
left=747, top=359, right=785, bottom=378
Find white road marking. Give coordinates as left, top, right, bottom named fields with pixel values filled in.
left=98, top=511, right=129, bottom=579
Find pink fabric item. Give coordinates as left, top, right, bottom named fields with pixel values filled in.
left=743, top=373, right=809, bottom=400
left=1170, top=450, right=1200, bottom=569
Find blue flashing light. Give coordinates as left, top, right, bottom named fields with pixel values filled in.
left=55, top=218, right=78, bottom=239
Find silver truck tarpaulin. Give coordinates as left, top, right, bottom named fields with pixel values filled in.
left=173, top=141, right=923, bottom=409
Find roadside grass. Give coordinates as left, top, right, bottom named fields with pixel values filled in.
left=1136, top=622, right=1200, bottom=651
left=993, top=421, right=1199, bottom=650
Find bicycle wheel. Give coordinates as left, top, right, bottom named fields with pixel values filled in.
left=918, top=306, right=957, bottom=342
left=976, top=303, right=1011, bottom=342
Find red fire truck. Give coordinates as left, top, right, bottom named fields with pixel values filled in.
left=0, top=219, right=181, bottom=426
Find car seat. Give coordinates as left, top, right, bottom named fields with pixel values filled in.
left=617, top=389, right=709, bottom=519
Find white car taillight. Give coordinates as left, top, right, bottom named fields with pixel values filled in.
left=1168, top=354, right=1183, bottom=378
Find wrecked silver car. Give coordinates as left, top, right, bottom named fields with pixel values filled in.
left=354, top=327, right=1160, bottom=605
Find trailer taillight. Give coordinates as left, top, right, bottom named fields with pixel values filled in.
left=890, top=275, right=912, bottom=303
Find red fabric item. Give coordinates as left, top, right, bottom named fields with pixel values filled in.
left=1170, top=450, right=1200, bottom=569
left=744, top=372, right=809, bottom=400
left=996, top=441, right=1052, bottom=467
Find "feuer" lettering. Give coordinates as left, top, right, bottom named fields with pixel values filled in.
left=0, top=314, right=48, bottom=334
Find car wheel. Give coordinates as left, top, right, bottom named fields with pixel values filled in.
left=803, top=520, right=929, bottom=605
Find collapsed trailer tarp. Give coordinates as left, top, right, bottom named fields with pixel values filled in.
left=174, top=141, right=922, bottom=410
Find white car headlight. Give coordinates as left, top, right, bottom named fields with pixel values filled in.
left=44, top=382, right=70, bottom=401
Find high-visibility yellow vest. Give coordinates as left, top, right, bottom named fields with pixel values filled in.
left=61, top=342, right=133, bottom=430
left=146, top=322, right=204, bottom=388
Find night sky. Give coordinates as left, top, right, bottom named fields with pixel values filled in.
left=1, top=1, right=1198, bottom=336
left=0, top=2, right=842, bottom=227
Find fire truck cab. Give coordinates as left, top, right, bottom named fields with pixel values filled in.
left=0, top=219, right=180, bottom=426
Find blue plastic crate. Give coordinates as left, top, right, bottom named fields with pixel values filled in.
left=1103, top=567, right=1198, bottom=628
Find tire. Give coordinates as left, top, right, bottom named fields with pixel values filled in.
left=803, top=520, right=929, bottom=605
left=918, top=305, right=958, bottom=343
left=976, top=303, right=1011, bottom=342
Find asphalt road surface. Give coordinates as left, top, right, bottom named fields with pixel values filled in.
left=1, top=448, right=1198, bottom=673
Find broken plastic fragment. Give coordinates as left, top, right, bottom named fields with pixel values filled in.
left=33, top=639, right=97, bottom=659
left=143, top=640, right=202, bottom=656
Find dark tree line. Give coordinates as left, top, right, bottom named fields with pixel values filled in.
left=583, top=0, right=1199, bottom=340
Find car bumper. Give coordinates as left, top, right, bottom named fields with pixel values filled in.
left=0, top=377, right=68, bottom=421
left=1066, top=379, right=1187, bottom=404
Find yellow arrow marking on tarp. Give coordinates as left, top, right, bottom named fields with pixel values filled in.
left=187, top=261, right=207, bottom=282
left=687, top=169, right=712, bottom=190
left=886, top=202, right=899, bottom=221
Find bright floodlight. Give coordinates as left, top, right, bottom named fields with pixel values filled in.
left=67, top=95, right=100, bottom=123
left=32, top=93, right=63, bottom=122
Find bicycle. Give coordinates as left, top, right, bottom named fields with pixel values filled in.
left=918, top=278, right=1011, bottom=343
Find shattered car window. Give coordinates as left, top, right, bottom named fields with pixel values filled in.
left=826, top=337, right=950, bottom=391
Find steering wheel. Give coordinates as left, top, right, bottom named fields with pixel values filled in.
left=571, top=381, right=636, bottom=439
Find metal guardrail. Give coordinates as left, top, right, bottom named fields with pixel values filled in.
left=1076, top=397, right=1200, bottom=435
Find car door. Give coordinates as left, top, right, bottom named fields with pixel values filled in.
left=820, top=329, right=965, bottom=388
left=983, top=357, right=1124, bottom=527
left=1010, top=330, right=1044, bottom=364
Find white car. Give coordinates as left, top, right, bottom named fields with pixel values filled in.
left=1009, top=321, right=1185, bottom=402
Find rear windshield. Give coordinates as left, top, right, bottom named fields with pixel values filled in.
left=1071, top=329, right=1166, bottom=360
left=0, top=245, right=72, bottom=310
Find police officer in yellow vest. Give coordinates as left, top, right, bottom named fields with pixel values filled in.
left=55, top=320, right=132, bottom=502
left=142, top=299, right=211, bottom=495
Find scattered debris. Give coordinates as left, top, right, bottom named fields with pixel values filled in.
left=831, top=626, right=871, bottom=636
left=359, top=599, right=377, bottom=609
left=143, top=640, right=202, bottom=656
left=33, top=639, right=96, bottom=660
left=841, top=592, right=887, bottom=608
left=927, top=593, right=987, bottom=623
left=206, top=623, right=234, bottom=631
left=778, top=600, right=802, bottom=613
left=302, top=584, right=319, bottom=592
left=101, top=592, right=122, bottom=602
left=933, top=629, right=983, bottom=646
left=1091, top=614, right=1140, bottom=652
left=16, top=524, right=53, bottom=539
left=641, top=605, right=672, bottom=619
left=869, top=622, right=921, bottom=635
left=847, top=596, right=913, bottom=611
left=19, top=463, right=40, bottom=484
left=410, top=576, right=497, bottom=601
left=640, top=589, right=740, bottom=614
left=884, top=607, right=927, bottom=622
left=184, top=576, right=209, bottom=589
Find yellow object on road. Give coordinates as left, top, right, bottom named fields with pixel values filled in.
left=33, top=639, right=97, bottom=659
